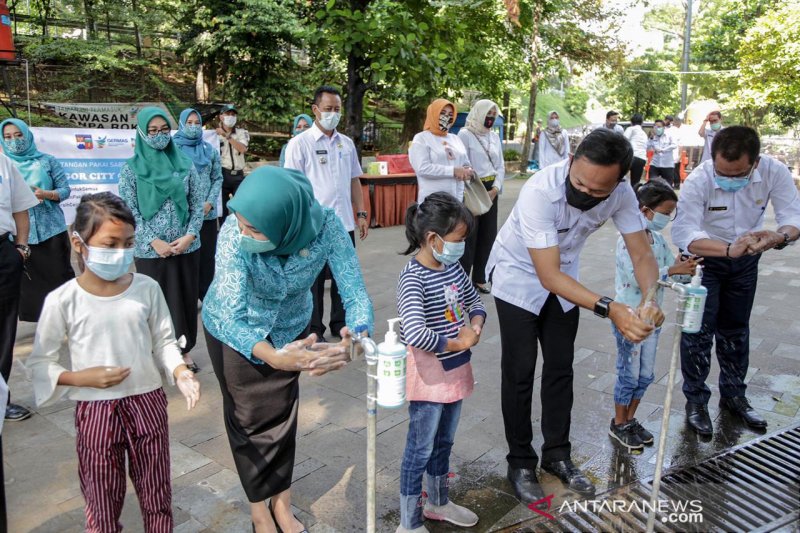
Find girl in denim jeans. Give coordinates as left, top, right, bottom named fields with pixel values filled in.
left=609, top=181, right=700, bottom=452
left=396, top=192, right=486, bottom=532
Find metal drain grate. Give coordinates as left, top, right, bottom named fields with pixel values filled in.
left=502, top=425, right=800, bottom=532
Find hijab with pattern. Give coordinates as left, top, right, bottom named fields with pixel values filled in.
left=0, top=118, right=52, bottom=190
left=423, top=98, right=456, bottom=137
left=544, top=110, right=565, bottom=156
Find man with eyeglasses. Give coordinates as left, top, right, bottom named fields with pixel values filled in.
left=672, top=126, right=800, bottom=436
left=486, top=129, right=663, bottom=503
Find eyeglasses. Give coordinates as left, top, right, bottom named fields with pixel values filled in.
left=146, top=125, right=171, bottom=135
left=713, top=163, right=755, bottom=180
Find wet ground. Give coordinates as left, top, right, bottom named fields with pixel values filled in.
left=6, top=176, right=800, bottom=532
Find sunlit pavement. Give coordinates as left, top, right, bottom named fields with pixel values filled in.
left=8, top=176, right=800, bottom=532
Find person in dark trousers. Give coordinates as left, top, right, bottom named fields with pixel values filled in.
left=672, top=126, right=800, bottom=436
left=486, top=129, right=663, bottom=504
left=216, top=104, right=249, bottom=220
left=623, top=113, right=648, bottom=188
left=0, top=151, right=38, bottom=422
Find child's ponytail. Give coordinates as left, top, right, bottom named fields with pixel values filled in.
left=401, top=192, right=474, bottom=255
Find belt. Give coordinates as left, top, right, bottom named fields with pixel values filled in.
left=226, top=169, right=243, bottom=176
left=0, top=232, right=9, bottom=242
left=479, top=175, right=496, bottom=182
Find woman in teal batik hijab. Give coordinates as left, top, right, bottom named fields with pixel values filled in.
left=278, top=113, right=313, bottom=167
left=202, top=166, right=374, bottom=533
left=1, top=118, right=74, bottom=323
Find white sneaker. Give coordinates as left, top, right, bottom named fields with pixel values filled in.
left=395, top=526, right=429, bottom=533
left=423, top=500, right=479, bottom=527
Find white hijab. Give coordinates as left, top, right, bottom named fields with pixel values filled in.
left=465, top=99, right=500, bottom=136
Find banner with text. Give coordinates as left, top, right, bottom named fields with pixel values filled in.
left=31, top=127, right=220, bottom=225
left=42, top=102, right=178, bottom=129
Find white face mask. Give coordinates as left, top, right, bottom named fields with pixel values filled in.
left=74, top=232, right=134, bottom=281
left=222, top=115, right=237, bottom=128
left=318, top=111, right=341, bottom=131
left=548, top=119, right=560, bottom=128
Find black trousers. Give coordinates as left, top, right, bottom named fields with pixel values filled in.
left=220, top=168, right=245, bottom=220
left=674, top=162, right=682, bottom=188
left=309, top=231, right=355, bottom=338
left=680, top=255, right=760, bottom=404
left=460, top=196, right=498, bottom=285
left=0, top=237, right=23, bottom=384
left=649, top=165, right=675, bottom=186
left=629, top=157, right=646, bottom=188
left=496, top=294, right=580, bottom=467
left=199, top=219, right=218, bottom=301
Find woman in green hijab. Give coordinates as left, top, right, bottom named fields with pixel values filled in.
left=0, top=118, right=74, bottom=324
left=278, top=114, right=313, bottom=167
left=202, top=166, right=374, bottom=533
left=118, top=107, right=205, bottom=371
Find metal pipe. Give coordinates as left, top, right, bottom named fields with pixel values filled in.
left=680, top=0, right=693, bottom=111
left=352, top=333, right=378, bottom=533
left=23, top=59, right=30, bottom=123
left=646, top=280, right=688, bottom=532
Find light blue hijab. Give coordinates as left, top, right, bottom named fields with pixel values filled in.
left=173, top=108, right=212, bottom=173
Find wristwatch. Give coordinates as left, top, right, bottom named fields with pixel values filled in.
left=594, top=296, right=614, bottom=318
left=357, top=211, right=368, bottom=220
left=774, top=232, right=791, bottom=250
left=15, top=244, right=31, bottom=260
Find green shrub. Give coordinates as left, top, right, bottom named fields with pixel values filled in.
left=503, top=148, right=521, bottom=162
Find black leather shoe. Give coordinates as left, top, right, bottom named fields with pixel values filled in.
left=507, top=466, right=545, bottom=504
left=720, top=397, right=767, bottom=429
left=685, top=402, right=713, bottom=436
left=541, top=459, right=595, bottom=496
left=4, top=403, right=31, bottom=421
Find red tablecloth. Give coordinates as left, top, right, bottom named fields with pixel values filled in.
left=360, top=173, right=417, bottom=227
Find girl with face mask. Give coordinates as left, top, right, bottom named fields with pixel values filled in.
left=608, top=181, right=701, bottom=452
left=396, top=192, right=486, bottom=532
left=409, top=99, right=475, bottom=204
left=173, top=108, right=223, bottom=302
left=278, top=113, right=313, bottom=167
left=118, top=107, right=206, bottom=372
left=0, top=118, right=74, bottom=323
left=27, top=192, right=200, bottom=533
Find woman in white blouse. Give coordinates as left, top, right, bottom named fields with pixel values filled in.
left=537, top=110, right=570, bottom=170
left=623, top=113, right=649, bottom=187
left=409, top=98, right=475, bottom=203
left=458, top=99, right=505, bottom=293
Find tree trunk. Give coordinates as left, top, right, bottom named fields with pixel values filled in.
left=344, top=0, right=372, bottom=160
left=400, top=102, right=426, bottom=148
left=83, top=0, right=96, bottom=39
left=520, top=3, right=541, bottom=173
left=195, top=64, right=209, bottom=103
left=131, top=0, right=142, bottom=58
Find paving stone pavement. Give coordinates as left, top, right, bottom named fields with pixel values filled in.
left=6, top=177, right=800, bottom=532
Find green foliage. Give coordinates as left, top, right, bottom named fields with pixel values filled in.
left=21, top=37, right=148, bottom=72
left=563, top=88, right=589, bottom=117
left=532, top=92, right=586, bottom=129
left=602, top=51, right=680, bottom=121
left=503, top=148, right=521, bottom=162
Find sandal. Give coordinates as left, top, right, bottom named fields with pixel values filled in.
left=475, top=283, right=492, bottom=294
left=268, top=500, right=308, bottom=533
left=185, top=360, right=200, bottom=373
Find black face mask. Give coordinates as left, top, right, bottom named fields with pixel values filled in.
left=484, top=116, right=496, bottom=128
left=565, top=175, right=609, bottom=211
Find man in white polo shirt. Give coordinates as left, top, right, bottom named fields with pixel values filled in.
left=0, top=152, right=38, bottom=422
left=672, top=126, right=800, bottom=437
left=486, top=129, right=663, bottom=503
left=284, top=85, right=369, bottom=341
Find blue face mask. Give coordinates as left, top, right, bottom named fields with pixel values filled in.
left=240, top=233, right=276, bottom=254
left=74, top=232, right=134, bottom=281
left=714, top=163, right=754, bottom=193
left=432, top=235, right=465, bottom=265
left=647, top=211, right=671, bottom=232
left=4, top=137, right=29, bottom=154
left=182, top=124, right=203, bottom=140
left=143, top=131, right=172, bottom=150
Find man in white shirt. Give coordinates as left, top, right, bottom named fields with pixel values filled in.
left=669, top=116, right=684, bottom=188
left=698, top=110, right=723, bottom=163
left=623, top=113, right=648, bottom=187
left=0, top=153, right=38, bottom=422
left=604, top=110, right=624, bottom=134
left=216, top=104, right=250, bottom=219
left=647, top=119, right=678, bottom=186
left=672, top=126, right=800, bottom=436
left=284, top=85, right=368, bottom=341
left=486, top=129, right=663, bottom=503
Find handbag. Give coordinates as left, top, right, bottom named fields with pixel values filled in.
left=463, top=175, right=493, bottom=216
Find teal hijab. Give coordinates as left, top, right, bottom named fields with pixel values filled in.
left=173, top=108, right=212, bottom=173
left=293, top=114, right=314, bottom=134
left=128, top=107, right=192, bottom=224
left=0, top=118, right=52, bottom=191
left=227, top=167, right=324, bottom=257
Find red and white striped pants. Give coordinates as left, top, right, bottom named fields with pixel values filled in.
left=75, top=388, right=172, bottom=533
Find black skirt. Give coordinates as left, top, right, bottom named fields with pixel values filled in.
left=20, top=231, right=75, bottom=322
left=135, top=250, right=200, bottom=354
left=204, top=329, right=306, bottom=503
left=199, top=219, right=218, bottom=301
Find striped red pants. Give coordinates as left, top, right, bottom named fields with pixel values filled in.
left=75, top=388, right=173, bottom=533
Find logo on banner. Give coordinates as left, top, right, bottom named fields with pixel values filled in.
left=75, top=134, right=94, bottom=150
left=97, top=136, right=107, bottom=149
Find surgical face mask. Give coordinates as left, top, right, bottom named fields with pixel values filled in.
left=240, top=233, right=276, bottom=254
left=483, top=116, right=496, bottom=129
left=565, top=176, right=609, bottom=211
left=432, top=235, right=465, bottom=265
left=74, top=232, right=134, bottom=281
left=548, top=119, right=560, bottom=128
left=183, top=124, right=203, bottom=139
left=143, top=131, right=171, bottom=150
left=714, top=164, right=754, bottom=193
left=655, top=127, right=665, bottom=136
left=710, top=122, right=722, bottom=131
left=4, top=137, right=28, bottom=154
left=318, top=111, right=341, bottom=131
left=647, top=211, right=671, bottom=232
left=222, top=115, right=237, bottom=128
left=438, top=113, right=452, bottom=132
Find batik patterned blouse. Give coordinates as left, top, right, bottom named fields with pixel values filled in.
left=22, top=155, right=70, bottom=245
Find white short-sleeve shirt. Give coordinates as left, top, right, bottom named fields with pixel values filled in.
left=284, top=123, right=363, bottom=232
left=486, top=159, right=646, bottom=315
left=0, top=153, right=38, bottom=236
